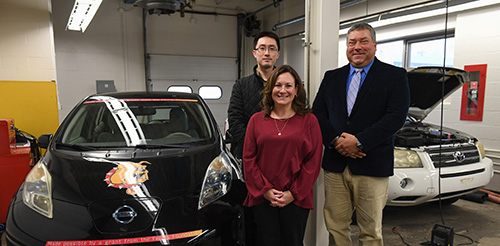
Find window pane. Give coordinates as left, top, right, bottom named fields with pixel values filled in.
left=409, top=38, right=454, bottom=68
left=199, top=86, right=222, bottom=100
left=376, top=40, right=404, bottom=67
left=168, top=86, right=192, bottom=93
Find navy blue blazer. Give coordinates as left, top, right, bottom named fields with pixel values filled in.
left=312, top=58, right=410, bottom=177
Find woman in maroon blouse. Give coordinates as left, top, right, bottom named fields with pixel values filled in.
left=243, top=65, right=323, bottom=246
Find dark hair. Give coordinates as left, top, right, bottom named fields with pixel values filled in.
left=262, top=65, right=311, bottom=117
left=254, top=31, right=280, bottom=51
left=347, top=22, right=376, bottom=43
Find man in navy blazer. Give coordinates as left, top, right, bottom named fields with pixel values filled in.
left=312, top=23, right=409, bottom=246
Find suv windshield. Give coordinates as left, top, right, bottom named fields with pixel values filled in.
left=60, top=95, right=213, bottom=147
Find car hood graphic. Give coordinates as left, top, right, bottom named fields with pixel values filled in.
left=49, top=145, right=218, bottom=204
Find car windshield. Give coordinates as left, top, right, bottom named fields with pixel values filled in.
left=59, top=95, right=214, bottom=147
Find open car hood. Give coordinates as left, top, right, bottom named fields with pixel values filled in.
left=407, top=67, right=470, bottom=120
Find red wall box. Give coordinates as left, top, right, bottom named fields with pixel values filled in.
left=0, top=118, right=33, bottom=224
left=460, top=64, right=487, bottom=121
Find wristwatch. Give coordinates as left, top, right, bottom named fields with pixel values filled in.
left=356, top=138, right=364, bottom=151
left=328, top=136, right=340, bottom=149
left=332, top=136, right=340, bottom=145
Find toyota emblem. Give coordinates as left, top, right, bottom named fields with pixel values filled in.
left=112, top=205, right=137, bottom=224
left=453, top=151, right=466, bottom=163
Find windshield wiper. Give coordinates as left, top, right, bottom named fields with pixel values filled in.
left=134, top=144, right=185, bottom=149
left=56, top=143, right=98, bottom=151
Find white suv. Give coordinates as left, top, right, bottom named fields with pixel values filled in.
left=387, top=67, right=494, bottom=206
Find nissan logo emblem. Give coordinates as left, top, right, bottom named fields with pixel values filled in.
left=112, top=205, right=137, bottom=224
left=453, top=151, right=466, bottom=163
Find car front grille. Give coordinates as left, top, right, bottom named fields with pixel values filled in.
left=425, top=144, right=480, bottom=168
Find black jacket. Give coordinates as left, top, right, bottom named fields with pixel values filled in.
left=227, top=65, right=266, bottom=159
left=312, top=58, right=410, bottom=177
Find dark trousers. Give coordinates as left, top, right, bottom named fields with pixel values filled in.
left=251, top=203, right=310, bottom=246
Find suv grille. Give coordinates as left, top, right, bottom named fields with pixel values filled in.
left=426, top=144, right=480, bottom=168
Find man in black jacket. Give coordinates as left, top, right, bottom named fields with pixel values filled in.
left=227, top=31, right=280, bottom=159
left=313, top=23, right=410, bottom=245
left=227, top=31, right=280, bottom=246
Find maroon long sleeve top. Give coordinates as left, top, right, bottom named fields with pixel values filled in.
left=242, top=111, right=323, bottom=209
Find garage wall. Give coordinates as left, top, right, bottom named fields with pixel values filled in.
left=0, top=81, right=59, bottom=138
left=0, top=0, right=59, bottom=137
left=0, top=0, right=56, bottom=81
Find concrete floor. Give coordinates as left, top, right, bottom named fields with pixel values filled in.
left=353, top=198, right=500, bottom=246
left=2, top=198, right=500, bottom=245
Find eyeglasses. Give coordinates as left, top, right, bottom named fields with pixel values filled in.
left=254, top=46, right=278, bottom=54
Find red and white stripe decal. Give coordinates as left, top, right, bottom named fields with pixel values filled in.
left=45, top=230, right=202, bottom=246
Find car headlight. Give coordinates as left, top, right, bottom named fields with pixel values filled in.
left=22, top=160, right=53, bottom=219
left=477, top=140, right=486, bottom=159
left=394, top=149, right=423, bottom=168
left=198, top=152, right=232, bottom=210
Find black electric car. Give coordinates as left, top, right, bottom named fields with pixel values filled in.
left=4, top=92, right=246, bottom=245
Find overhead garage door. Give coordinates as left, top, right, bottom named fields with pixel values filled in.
left=149, top=54, right=237, bottom=131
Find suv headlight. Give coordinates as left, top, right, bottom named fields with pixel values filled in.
left=477, top=140, right=486, bottom=159
left=198, top=152, right=232, bottom=210
left=23, top=160, right=53, bottom=218
left=394, top=149, right=423, bottom=168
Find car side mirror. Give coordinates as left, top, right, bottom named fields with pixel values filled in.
left=38, top=134, right=53, bottom=149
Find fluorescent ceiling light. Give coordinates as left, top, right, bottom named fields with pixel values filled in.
left=66, top=0, right=103, bottom=32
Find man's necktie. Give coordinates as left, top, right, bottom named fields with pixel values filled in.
left=347, top=68, right=363, bottom=116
